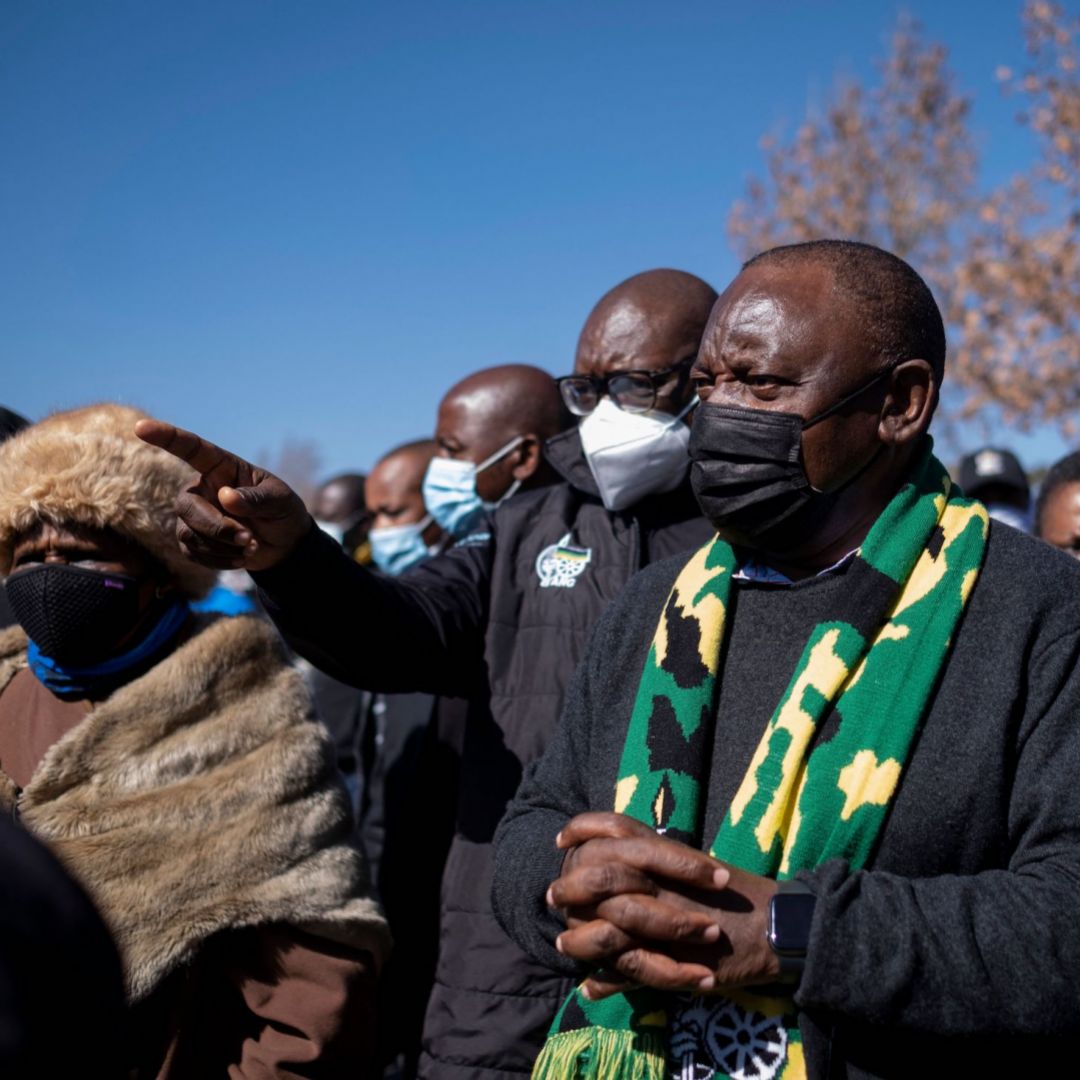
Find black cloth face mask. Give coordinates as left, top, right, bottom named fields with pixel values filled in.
left=689, top=363, right=896, bottom=541
left=4, top=563, right=144, bottom=666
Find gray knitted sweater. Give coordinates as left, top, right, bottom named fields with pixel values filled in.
left=493, top=522, right=1080, bottom=1078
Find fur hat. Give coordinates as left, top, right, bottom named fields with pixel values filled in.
left=0, top=404, right=216, bottom=598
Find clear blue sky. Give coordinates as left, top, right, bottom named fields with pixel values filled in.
left=1, top=0, right=1069, bottom=481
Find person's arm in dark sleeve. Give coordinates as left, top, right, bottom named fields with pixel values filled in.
left=492, top=572, right=656, bottom=977
left=251, top=524, right=492, bottom=698
left=797, top=627, right=1080, bottom=1036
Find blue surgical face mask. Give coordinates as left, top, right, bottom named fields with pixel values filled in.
left=369, top=514, right=436, bottom=576
left=422, top=436, right=525, bottom=538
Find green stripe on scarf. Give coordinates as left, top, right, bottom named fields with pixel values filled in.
left=533, top=442, right=988, bottom=1080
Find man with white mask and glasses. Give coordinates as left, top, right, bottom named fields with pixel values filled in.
left=136, top=266, right=717, bottom=1078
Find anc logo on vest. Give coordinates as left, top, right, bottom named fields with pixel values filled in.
left=536, top=532, right=592, bottom=589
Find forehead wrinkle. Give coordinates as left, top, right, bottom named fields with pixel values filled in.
left=707, top=266, right=859, bottom=387
left=721, top=293, right=785, bottom=351
left=709, top=288, right=799, bottom=369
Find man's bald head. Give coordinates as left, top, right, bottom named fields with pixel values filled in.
left=312, top=472, right=366, bottom=524
left=573, top=269, right=718, bottom=417
left=366, top=439, right=441, bottom=544
left=434, top=364, right=568, bottom=502
left=439, top=365, right=567, bottom=450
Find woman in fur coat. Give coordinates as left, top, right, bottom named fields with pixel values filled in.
left=0, top=404, right=389, bottom=1079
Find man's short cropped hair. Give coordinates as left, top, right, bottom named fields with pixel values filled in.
left=744, top=240, right=947, bottom=383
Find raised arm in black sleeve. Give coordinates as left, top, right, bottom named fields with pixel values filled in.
left=252, top=523, right=493, bottom=698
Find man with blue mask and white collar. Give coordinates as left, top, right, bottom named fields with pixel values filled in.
left=137, top=266, right=718, bottom=1078
left=424, top=364, right=566, bottom=540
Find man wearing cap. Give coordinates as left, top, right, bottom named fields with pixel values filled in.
left=957, top=446, right=1032, bottom=532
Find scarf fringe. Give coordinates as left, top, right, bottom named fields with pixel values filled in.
left=531, top=1026, right=667, bottom=1079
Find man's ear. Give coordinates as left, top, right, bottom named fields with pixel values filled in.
left=511, top=436, right=543, bottom=481
left=878, top=360, right=936, bottom=446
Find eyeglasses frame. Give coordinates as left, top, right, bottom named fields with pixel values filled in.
left=556, top=355, right=697, bottom=416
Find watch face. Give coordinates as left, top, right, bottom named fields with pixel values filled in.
left=769, top=892, right=816, bottom=954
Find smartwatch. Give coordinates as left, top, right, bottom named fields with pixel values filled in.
left=766, top=879, right=816, bottom=979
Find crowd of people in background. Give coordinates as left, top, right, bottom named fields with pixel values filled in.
left=3, top=240, right=1080, bottom=1079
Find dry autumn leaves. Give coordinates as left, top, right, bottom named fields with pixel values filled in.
left=729, top=2, right=1079, bottom=435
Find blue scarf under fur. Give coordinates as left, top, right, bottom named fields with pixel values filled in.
left=28, top=599, right=190, bottom=699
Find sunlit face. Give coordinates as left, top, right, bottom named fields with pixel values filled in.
left=690, top=263, right=891, bottom=494
left=365, top=452, right=443, bottom=547
left=573, top=299, right=698, bottom=420
left=434, top=393, right=520, bottom=503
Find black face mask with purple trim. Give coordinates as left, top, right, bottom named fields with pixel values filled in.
left=689, top=363, right=896, bottom=541
left=4, top=563, right=143, bottom=666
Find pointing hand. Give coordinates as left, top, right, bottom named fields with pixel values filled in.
left=135, top=420, right=312, bottom=572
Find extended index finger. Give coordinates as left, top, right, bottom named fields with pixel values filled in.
left=134, top=419, right=245, bottom=480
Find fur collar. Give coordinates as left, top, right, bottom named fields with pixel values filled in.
left=0, top=615, right=387, bottom=1002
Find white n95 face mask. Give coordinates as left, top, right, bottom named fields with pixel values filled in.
left=579, top=396, right=697, bottom=512
left=422, top=436, right=524, bottom=538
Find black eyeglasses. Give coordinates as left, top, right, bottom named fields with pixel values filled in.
left=557, top=357, right=695, bottom=416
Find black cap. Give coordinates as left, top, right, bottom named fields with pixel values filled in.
left=958, top=447, right=1029, bottom=499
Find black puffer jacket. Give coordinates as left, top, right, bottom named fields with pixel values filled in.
left=253, top=428, right=712, bottom=1078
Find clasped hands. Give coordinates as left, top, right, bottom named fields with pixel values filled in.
left=547, top=812, right=781, bottom=1001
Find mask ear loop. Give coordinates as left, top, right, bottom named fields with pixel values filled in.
left=799, top=365, right=897, bottom=496
left=802, top=361, right=900, bottom=431
left=670, top=395, right=700, bottom=426
left=476, top=435, right=528, bottom=509
left=475, top=434, right=526, bottom=474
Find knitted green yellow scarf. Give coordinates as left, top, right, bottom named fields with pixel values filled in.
left=533, top=444, right=988, bottom=1080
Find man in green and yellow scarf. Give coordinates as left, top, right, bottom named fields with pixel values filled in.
left=493, top=240, right=1080, bottom=1079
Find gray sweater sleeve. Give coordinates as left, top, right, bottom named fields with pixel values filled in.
left=797, top=624, right=1080, bottom=1036
left=495, top=534, right=1080, bottom=1041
